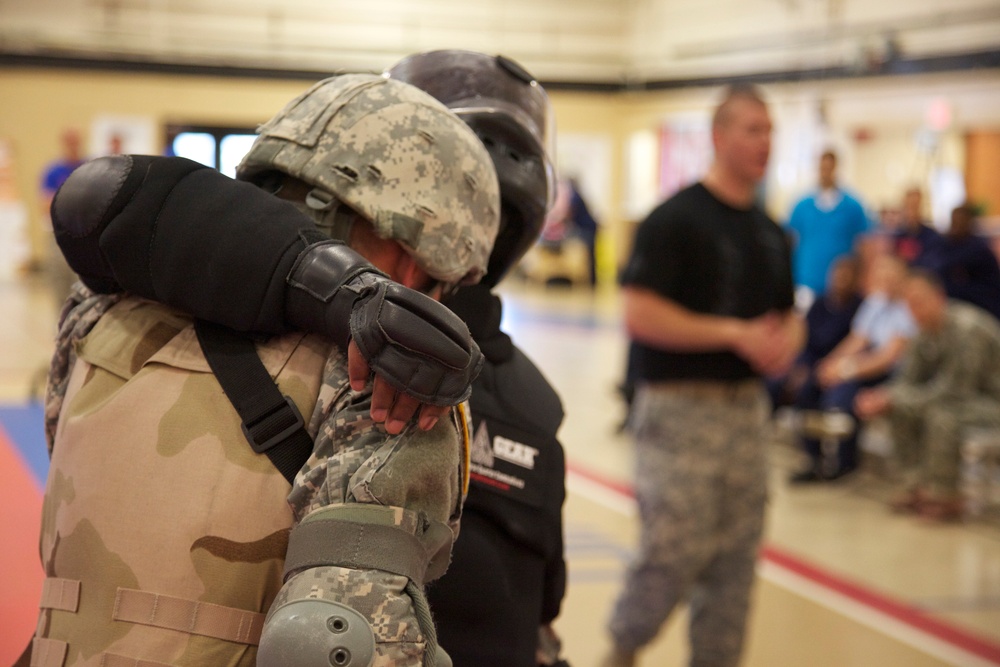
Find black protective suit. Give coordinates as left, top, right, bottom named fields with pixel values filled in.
left=432, top=284, right=567, bottom=667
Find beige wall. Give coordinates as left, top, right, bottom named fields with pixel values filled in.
left=3, top=66, right=1000, bottom=282
left=0, top=68, right=312, bottom=263
left=546, top=91, right=628, bottom=278
left=0, top=68, right=635, bottom=278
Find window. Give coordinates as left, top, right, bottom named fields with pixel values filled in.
left=166, top=125, right=257, bottom=177
left=220, top=134, right=258, bottom=178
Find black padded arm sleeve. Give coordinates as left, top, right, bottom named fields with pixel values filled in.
left=52, top=154, right=316, bottom=334
left=51, top=155, right=485, bottom=405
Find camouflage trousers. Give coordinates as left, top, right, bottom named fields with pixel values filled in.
left=608, top=379, right=770, bottom=667
left=889, top=396, right=1000, bottom=495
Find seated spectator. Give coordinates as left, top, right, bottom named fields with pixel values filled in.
left=769, top=255, right=861, bottom=410
left=855, top=269, right=1000, bottom=521
left=892, top=187, right=941, bottom=268
left=790, top=254, right=916, bottom=482
left=920, top=203, right=1000, bottom=321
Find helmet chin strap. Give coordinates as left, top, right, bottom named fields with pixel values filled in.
left=293, top=187, right=357, bottom=242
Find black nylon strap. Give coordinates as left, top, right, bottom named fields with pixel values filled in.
left=195, top=320, right=313, bottom=485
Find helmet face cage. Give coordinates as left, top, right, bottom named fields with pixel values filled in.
left=237, top=74, right=501, bottom=286
left=463, top=114, right=549, bottom=286
left=386, top=50, right=556, bottom=285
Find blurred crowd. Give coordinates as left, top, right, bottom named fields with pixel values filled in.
left=772, top=150, right=1000, bottom=523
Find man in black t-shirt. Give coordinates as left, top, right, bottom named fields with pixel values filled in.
left=601, top=85, right=803, bottom=667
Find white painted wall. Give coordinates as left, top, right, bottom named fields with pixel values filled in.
left=2, top=0, right=998, bottom=82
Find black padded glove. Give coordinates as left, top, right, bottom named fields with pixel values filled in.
left=51, top=154, right=483, bottom=405
left=286, top=241, right=483, bottom=405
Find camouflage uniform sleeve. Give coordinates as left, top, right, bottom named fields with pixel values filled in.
left=889, top=314, right=986, bottom=410
left=44, top=283, right=123, bottom=453
left=278, top=347, right=465, bottom=666
left=289, top=347, right=464, bottom=526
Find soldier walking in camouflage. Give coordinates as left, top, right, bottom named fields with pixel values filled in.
left=601, top=85, right=804, bottom=667
left=28, top=74, right=500, bottom=667
left=856, top=269, right=1000, bottom=521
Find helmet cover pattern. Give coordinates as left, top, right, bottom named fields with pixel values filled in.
left=238, top=74, right=501, bottom=286
left=387, top=50, right=555, bottom=286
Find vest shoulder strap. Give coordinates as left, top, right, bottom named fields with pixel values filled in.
left=195, top=319, right=312, bottom=484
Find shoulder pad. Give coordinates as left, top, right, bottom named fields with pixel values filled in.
left=472, top=345, right=563, bottom=437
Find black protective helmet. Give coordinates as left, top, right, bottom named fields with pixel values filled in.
left=387, top=50, right=555, bottom=286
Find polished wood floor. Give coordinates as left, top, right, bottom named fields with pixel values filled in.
left=2, top=273, right=999, bottom=666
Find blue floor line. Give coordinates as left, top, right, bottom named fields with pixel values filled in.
left=500, top=305, right=620, bottom=333
left=0, top=403, right=49, bottom=486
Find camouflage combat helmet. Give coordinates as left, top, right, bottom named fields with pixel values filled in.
left=238, top=73, right=501, bottom=287
left=387, top=50, right=555, bottom=286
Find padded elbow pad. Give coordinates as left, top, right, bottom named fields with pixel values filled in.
left=258, top=599, right=375, bottom=667
left=275, top=505, right=456, bottom=666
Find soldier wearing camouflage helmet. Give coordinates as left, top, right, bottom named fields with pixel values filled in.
left=29, top=73, right=499, bottom=667
left=238, top=73, right=497, bottom=289
left=35, top=51, right=566, bottom=667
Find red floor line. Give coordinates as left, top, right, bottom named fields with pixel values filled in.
left=566, top=461, right=1000, bottom=665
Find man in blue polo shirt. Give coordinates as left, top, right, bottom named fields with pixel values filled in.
left=787, top=150, right=871, bottom=298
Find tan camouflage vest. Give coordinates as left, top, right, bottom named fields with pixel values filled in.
left=33, top=298, right=333, bottom=667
